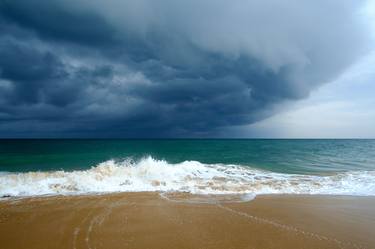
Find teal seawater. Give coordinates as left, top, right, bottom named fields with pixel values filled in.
left=1, top=139, right=374, bottom=175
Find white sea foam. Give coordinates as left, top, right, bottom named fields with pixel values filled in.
left=0, top=156, right=374, bottom=198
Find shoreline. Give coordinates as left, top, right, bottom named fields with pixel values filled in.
left=0, top=192, right=374, bottom=249
left=1, top=191, right=373, bottom=203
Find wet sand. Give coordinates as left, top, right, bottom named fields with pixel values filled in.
left=0, top=193, right=374, bottom=249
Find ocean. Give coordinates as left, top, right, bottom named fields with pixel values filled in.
left=0, top=139, right=374, bottom=198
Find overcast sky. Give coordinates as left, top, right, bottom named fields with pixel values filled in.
left=0, top=0, right=374, bottom=138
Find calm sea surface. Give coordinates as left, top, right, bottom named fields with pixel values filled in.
left=1, top=139, right=374, bottom=174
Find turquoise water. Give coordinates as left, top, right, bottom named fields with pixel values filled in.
left=1, top=139, right=375, bottom=197
left=1, top=139, right=374, bottom=174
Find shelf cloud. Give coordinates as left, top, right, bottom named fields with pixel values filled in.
left=0, top=0, right=371, bottom=137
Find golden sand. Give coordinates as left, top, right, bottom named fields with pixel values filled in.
left=0, top=193, right=374, bottom=249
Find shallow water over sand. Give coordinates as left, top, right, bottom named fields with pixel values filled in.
left=1, top=193, right=374, bottom=249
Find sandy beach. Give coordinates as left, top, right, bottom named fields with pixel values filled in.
left=0, top=193, right=374, bottom=249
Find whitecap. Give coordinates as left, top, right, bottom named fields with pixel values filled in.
left=0, top=156, right=374, bottom=198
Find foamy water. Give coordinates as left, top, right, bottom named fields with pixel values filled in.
left=1, top=157, right=374, bottom=198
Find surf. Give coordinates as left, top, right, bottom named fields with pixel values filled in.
left=1, top=156, right=374, bottom=198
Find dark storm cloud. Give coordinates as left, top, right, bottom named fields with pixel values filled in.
left=0, top=1, right=116, bottom=45
left=0, top=0, right=372, bottom=137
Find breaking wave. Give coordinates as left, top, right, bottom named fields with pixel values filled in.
left=1, top=157, right=374, bottom=198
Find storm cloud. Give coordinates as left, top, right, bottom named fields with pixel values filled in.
left=0, top=0, right=372, bottom=137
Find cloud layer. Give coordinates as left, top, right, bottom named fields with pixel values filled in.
left=0, top=0, right=371, bottom=137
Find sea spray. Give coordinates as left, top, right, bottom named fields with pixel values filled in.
left=1, top=156, right=375, bottom=198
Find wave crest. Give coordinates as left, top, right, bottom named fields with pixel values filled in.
left=1, top=156, right=374, bottom=198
